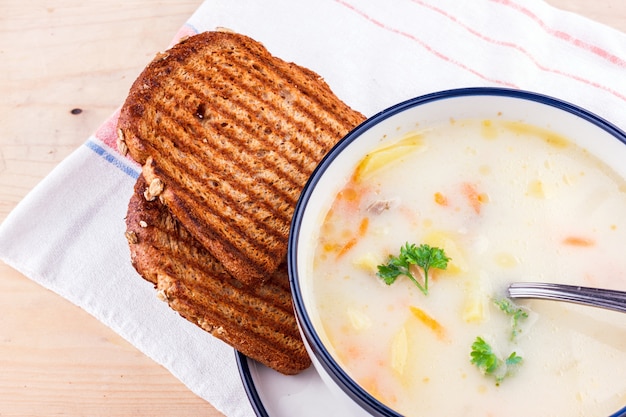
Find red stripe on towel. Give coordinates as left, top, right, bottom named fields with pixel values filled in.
left=494, top=0, right=626, bottom=68
left=410, top=0, right=626, bottom=102
left=335, top=0, right=518, bottom=88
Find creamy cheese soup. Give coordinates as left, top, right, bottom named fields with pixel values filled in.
left=310, top=119, right=626, bottom=417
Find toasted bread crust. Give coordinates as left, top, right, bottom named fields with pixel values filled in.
left=125, top=175, right=311, bottom=375
left=118, top=31, right=365, bottom=285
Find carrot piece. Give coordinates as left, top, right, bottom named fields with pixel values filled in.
left=335, top=180, right=370, bottom=213
left=434, top=192, right=448, bottom=206
left=461, top=182, right=487, bottom=214
left=336, top=218, right=369, bottom=259
left=337, top=186, right=359, bottom=203
left=336, top=238, right=358, bottom=258
left=358, top=217, right=369, bottom=236
left=409, top=306, right=448, bottom=342
left=563, top=236, right=595, bottom=247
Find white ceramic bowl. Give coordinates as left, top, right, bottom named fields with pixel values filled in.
left=288, top=88, right=626, bottom=417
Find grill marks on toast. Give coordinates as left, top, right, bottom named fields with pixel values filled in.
left=119, top=31, right=366, bottom=285
left=133, top=70, right=318, bottom=274
left=207, top=46, right=352, bottom=146
left=158, top=276, right=306, bottom=374
left=158, top=271, right=301, bottom=343
left=126, top=175, right=311, bottom=375
left=158, top=269, right=301, bottom=345
left=146, top=94, right=301, bottom=225
left=145, top=50, right=339, bottom=212
left=141, top=152, right=291, bottom=272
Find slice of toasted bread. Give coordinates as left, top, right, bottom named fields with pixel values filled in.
left=118, top=31, right=365, bottom=285
left=125, top=175, right=311, bottom=375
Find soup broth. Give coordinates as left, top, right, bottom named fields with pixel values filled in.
left=310, top=119, right=626, bottom=416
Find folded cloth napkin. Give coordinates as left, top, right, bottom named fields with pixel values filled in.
left=2, top=0, right=626, bottom=416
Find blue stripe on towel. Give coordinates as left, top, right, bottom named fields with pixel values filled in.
left=85, top=140, right=140, bottom=179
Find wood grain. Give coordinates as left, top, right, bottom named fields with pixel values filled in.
left=0, top=1, right=624, bottom=416
left=0, top=264, right=214, bottom=416
left=547, top=0, right=626, bottom=31
left=0, top=1, right=221, bottom=415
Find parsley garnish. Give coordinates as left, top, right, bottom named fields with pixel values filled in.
left=376, top=243, right=450, bottom=295
left=493, top=298, right=529, bottom=340
left=470, top=336, right=522, bottom=385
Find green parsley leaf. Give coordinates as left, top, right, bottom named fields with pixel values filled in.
left=376, top=242, right=450, bottom=295
left=415, top=244, right=450, bottom=271
left=493, top=298, right=529, bottom=340
left=470, top=336, right=523, bottom=385
left=505, top=351, right=523, bottom=367
left=376, top=263, right=402, bottom=285
left=470, top=336, right=499, bottom=374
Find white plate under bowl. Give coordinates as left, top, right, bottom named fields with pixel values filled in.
left=236, top=351, right=357, bottom=417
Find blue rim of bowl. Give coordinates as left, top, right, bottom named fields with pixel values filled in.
left=288, top=87, right=626, bottom=417
left=235, top=350, right=270, bottom=417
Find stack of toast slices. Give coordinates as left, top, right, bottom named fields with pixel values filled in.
left=118, top=30, right=366, bottom=375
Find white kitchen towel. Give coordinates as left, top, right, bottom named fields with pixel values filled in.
left=2, top=1, right=626, bottom=416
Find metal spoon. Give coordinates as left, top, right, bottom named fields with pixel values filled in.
left=508, top=282, right=626, bottom=314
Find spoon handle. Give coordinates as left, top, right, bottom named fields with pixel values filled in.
left=508, top=282, right=626, bottom=314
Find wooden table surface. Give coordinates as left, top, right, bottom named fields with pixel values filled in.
left=1, top=1, right=625, bottom=416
